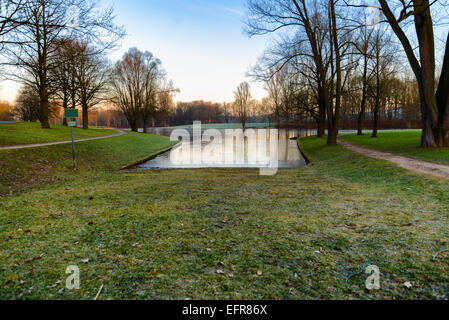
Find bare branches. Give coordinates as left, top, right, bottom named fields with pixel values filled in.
left=1, top=0, right=125, bottom=128
left=234, top=82, right=252, bottom=129
left=109, top=47, right=174, bottom=132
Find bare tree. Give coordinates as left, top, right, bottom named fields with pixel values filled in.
left=156, top=86, right=177, bottom=127
left=377, top=0, right=449, bottom=147
left=370, top=29, right=396, bottom=137
left=109, top=48, right=145, bottom=132
left=13, top=83, right=41, bottom=122
left=246, top=0, right=354, bottom=144
left=51, top=38, right=79, bottom=125
left=349, top=8, right=376, bottom=135
left=109, top=48, right=175, bottom=132
left=0, top=0, right=22, bottom=47
left=140, top=51, right=164, bottom=132
left=2, top=0, right=125, bottom=129
left=246, top=0, right=329, bottom=137
left=74, top=43, right=109, bottom=129
left=234, top=82, right=251, bottom=130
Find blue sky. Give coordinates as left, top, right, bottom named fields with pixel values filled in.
left=104, top=0, right=270, bottom=102
left=0, top=0, right=270, bottom=103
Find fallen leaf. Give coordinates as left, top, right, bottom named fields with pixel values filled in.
left=21, top=253, right=45, bottom=265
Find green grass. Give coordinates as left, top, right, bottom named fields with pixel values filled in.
left=1, top=133, right=449, bottom=300
left=0, top=132, right=177, bottom=196
left=0, top=122, right=117, bottom=147
left=340, top=130, right=449, bottom=165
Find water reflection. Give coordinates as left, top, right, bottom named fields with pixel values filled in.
left=138, top=128, right=315, bottom=170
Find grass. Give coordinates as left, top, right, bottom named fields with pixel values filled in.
left=0, top=132, right=177, bottom=196
left=340, top=130, right=449, bottom=165
left=1, top=131, right=449, bottom=299
left=0, top=122, right=117, bottom=147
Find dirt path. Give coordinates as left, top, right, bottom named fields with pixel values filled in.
left=0, top=129, right=127, bottom=151
left=338, top=140, right=449, bottom=180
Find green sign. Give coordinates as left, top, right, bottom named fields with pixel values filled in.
left=65, top=109, right=79, bottom=118
left=68, top=121, right=77, bottom=127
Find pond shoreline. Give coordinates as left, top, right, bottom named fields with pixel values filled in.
left=121, top=142, right=181, bottom=170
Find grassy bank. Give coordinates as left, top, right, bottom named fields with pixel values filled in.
left=0, top=132, right=177, bottom=196
left=1, top=134, right=448, bottom=299
left=340, top=130, right=449, bottom=164
left=0, top=122, right=117, bottom=147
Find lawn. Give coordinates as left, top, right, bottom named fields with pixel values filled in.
left=340, top=130, right=449, bottom=164
left=1, top=132, right=449, bottom=299
left=0, top=122, right=117, bottom=147
left=0, top=132, right=177, bottom=196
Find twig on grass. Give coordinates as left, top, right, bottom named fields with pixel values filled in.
left=94, top=284, right=104, bottom=300
left=432, top=249, right=449, bottom=261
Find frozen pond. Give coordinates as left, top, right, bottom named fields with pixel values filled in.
left=137, top=128, right=315, bottom=170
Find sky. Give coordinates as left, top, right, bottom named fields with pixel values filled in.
left=0, top=0, right=270, bottom=104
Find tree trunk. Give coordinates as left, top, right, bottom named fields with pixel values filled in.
left=39, top=84, right=50, bottom=129
left=82, top=103, right=89, bottom=129
left=327, top=127, right=338, bottom=145
left=317, top=95, right=326, bottom=137
left=372, top=104, right=379, bottom=138
left=142, top=116, right=147, bottom=133
left=372, top=76, right=380, bottom=138
left=357, top=96, right=366, bottom=136
left=327, top=0, right=341, bottom=146
left=130, top=117, right=138, bottom=132
left=380, top=0, right=449, bottom=147
left=62, top=98, right=68, bottom=126
left=358, top=54, right=369, bottom=136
